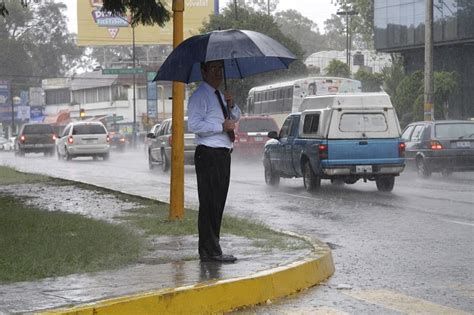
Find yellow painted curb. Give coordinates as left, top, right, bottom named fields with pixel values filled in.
left=40, top=235, right=334, bottom=315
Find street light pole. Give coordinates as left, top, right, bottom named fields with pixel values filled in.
left=132, top=24, right=137, bottom=147
left=336, top=10, right=357, bottom=72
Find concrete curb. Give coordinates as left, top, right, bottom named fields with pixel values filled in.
left=40, top=234, right=334, bottom=315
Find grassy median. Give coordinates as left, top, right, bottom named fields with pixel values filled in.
left=0, top=166, right=309, bottom=283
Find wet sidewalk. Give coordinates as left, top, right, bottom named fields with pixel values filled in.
left=0, top=182, right=331, bottom=314
left=0, top=236, right=312, bottom=313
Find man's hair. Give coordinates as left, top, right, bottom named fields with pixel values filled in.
left=200, top=60, right=223, bottom=71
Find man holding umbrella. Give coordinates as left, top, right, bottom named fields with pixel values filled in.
left=188, top=60, right=241, bottom=263
left=153, top=29, right=297, bottom=263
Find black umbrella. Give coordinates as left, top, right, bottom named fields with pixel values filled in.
left=153, top=29, right=297, bottom=87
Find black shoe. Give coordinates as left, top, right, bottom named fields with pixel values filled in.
left=200, top=254, right=237, bottom=263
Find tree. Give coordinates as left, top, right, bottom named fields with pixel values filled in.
left=200, top=4, right=307, bottom=108
left=333, top=0, right=374, bottom=48
left=324, top=59, right=350, bottom=78
left=323, top=14, right=346, bottom=51
left=274, top=9, right=327, bottom=57
left=101, top=0, right=170, bottom=27
left=0, top=1, right=83, bottom=94
left=381, top=54, right=405, bottom=97
left=393, top=71, right=458, bottom=126
left=354, top=68, right=383, bottom=92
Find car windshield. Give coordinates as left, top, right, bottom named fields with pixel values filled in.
left=238, top=119, right=278, bottom=132
left=435, top=123, right=474, bottom=139
left=22, top=124, right=54, bottom=134
left=339, top=113, right=387, bottom=132
left=72, top=124, right=107, bottom=135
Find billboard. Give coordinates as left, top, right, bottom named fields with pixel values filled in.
left=77, top=0, right=216, bottom=46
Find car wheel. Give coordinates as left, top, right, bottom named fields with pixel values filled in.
left=148, top=151, right=155, bottom=170
left=263, top=157, right=280, bottom=186
left=161, top=151, right=170, bottom=172
left=303, top=161, right=320, bottom=192
left=102, top=153, right=109, bottom=161
left=416, top=157, right=431, bottom=177
left=376, top=175, right=395, bottom=192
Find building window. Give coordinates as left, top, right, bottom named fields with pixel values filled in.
left=45, top=88, right=70, bottom=105
left=72, top=90, right=85, bottom=104
left=85, top=88, right=97, bottom=104
left=97, top=86, right=110, bottom=102
left=112, top=85, right=127, bottom=100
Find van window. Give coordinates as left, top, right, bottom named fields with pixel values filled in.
left=339, top=113, right=387, bottom=132
left=72, top=124, right=107, bottom=135
left=303, top=114, right=320, bottom=134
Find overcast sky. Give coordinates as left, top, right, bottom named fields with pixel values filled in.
left=64, top=0, right=338, bottom=34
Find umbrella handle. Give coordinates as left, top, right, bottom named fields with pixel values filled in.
left=223, top=63, right=227, bottom=90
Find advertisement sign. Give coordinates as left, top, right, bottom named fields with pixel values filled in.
left=77, top=0, right=215, bottom=46
left=29, top=87, right=43, bottom=106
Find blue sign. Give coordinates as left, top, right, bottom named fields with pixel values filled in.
left=147, top=72, right=158, bottom=118
left=0, top=80, right=12, bottom=122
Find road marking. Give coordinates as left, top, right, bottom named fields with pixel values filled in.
left=439, top=218, right=474, bottom=227
left=272, top=306, right=349, bottom=315
left=344, top=289, right=471, bottom=315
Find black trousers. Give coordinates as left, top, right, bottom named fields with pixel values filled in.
left=194, top=145, right=231, bottom=257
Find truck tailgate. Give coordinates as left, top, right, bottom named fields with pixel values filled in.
left=326, top=138, right=402, bottom=165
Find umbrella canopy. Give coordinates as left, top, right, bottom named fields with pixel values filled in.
left=153, top=29, right=297, bottom=84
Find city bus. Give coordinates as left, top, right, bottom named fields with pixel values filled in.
left=246, top=77, right=362, bottom=126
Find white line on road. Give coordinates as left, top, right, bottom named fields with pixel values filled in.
left=439, top=218, right=474, bottom=227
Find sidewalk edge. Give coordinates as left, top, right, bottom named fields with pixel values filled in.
left=40, top=236, right=334, bottom=315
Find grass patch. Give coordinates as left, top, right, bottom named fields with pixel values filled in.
left=0, top=195, right=143, bottom=283
left=123, top=205, right=309, bottom=251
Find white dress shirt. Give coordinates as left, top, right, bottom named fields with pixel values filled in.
left=188, top=82, right=241, bottom=149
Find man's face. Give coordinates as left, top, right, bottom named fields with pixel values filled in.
left=202, top=60, right=224, bottom=89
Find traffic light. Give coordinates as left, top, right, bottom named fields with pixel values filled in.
left=79, top=108, right=85, bottom=120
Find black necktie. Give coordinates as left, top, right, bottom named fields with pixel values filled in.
left=215, top=90, right=235, bottom=143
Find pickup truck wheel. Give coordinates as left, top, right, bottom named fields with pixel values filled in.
left=376, top=176, right=395, bottom=192
left=416, top=157, right=431, bottom=177
left=303, top=162, right=320, bottom=192
left=161, top=151, right=170, bottom=172
left=263, top=157, right=280, bottom=186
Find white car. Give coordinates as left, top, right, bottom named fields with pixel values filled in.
left=56, top=121, right=110, bottom=160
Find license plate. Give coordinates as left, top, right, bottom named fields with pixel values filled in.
left=356, top=165, right=372, bottom=173
left=456, top=141, right=470, bottom=148
left=254, top=137, right=263, bottom=141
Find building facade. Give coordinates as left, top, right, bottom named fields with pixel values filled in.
left=374, top=0, right=474, bottom=119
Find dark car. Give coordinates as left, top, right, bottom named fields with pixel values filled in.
left=109, top=131, right=127, bottom=151
left=15, top=123, right=57, bottom=156
left=401, top=120, right=474, bottom=177
left=233, top=115, right=279, bottom=156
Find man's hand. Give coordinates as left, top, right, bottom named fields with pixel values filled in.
left=223, top=90, right=234, bottom=109
left=222, top=119, right=236, bottom=132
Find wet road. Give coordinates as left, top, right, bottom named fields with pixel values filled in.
left=1, top=148, right=473, bottom=314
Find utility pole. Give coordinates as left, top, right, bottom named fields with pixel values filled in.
left=170, top=0, right=185, bottom=220
left=336, top=9, right=357, bottom=73
left=424, top=0, right=434, bottom=121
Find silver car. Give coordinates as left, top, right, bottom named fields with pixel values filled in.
left=146, top=117, right=196, bottom=172
left=56, top=121, right=110, bottom=161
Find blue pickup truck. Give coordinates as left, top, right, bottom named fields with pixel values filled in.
left=263, top=93, right=406, bottom=192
